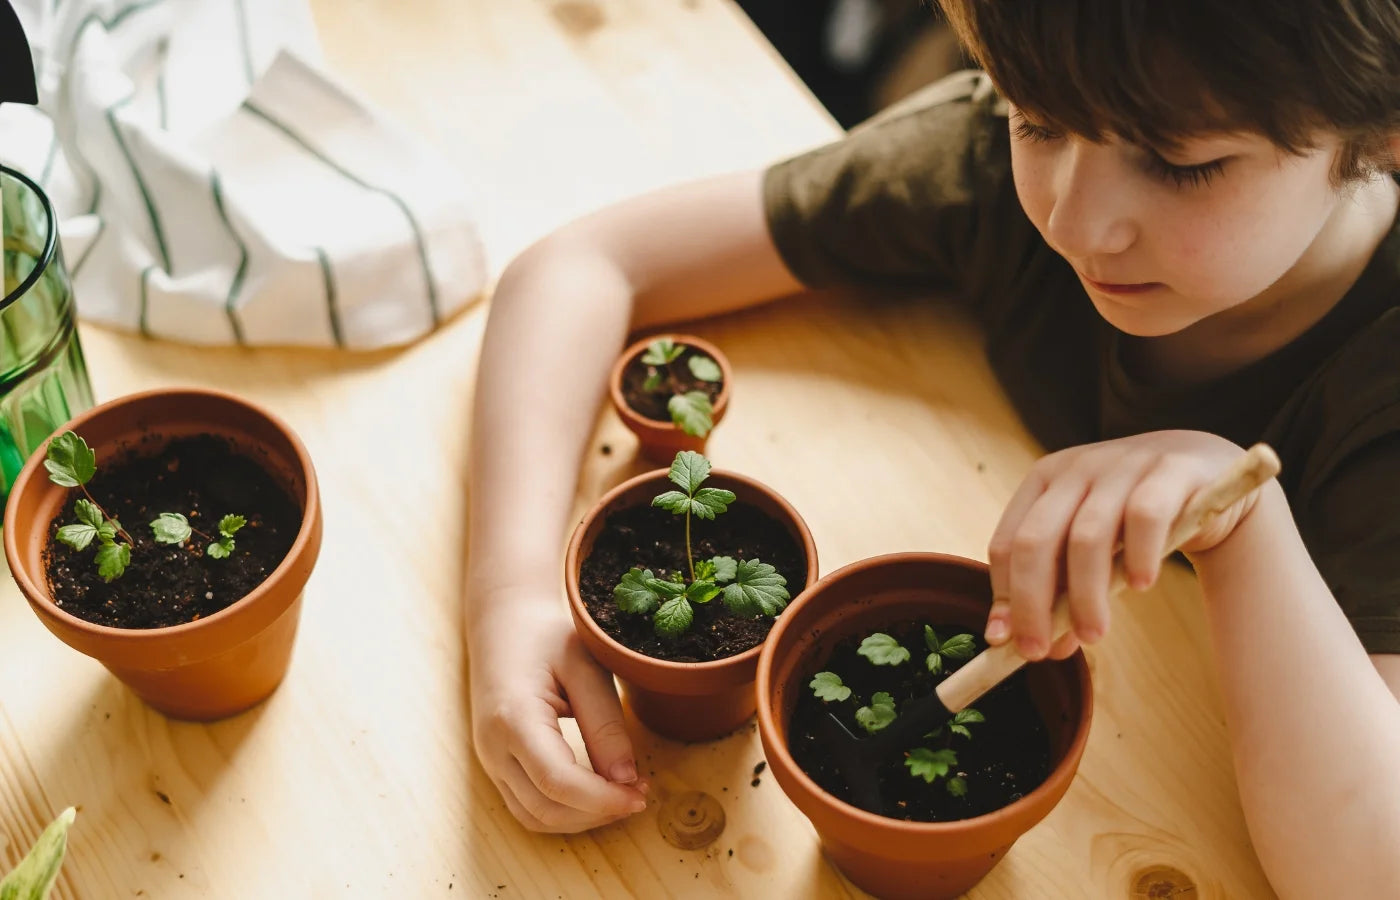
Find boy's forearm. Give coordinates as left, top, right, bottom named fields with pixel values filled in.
left=464, top=242, right=633, bottom=627
left=1191, top=482, right=1400, bottom=899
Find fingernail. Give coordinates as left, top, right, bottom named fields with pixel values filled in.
left=985, top=618, right=1009, bottom=643
left=610, top=761, right=637, bottom=784
left=1017, top=637, right=1044, bottom=659
left=628, top=795, right=647, bottom=813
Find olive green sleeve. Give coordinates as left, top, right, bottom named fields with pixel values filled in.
left=761, top=70, right=1022, bottom=296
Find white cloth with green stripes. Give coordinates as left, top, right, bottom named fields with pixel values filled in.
left=0, top=0, right=486, bottom=348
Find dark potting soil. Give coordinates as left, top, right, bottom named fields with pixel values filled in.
left=43, top=434, right=302, bottom=629
left=579, top=501, right=807, bottom=662
left=620, top=345, right=723, bottom=423
left=789, top=620, right=1053, bottom=822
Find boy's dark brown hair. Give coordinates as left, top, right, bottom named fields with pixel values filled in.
left=937, top=0, right=1400, bottom=181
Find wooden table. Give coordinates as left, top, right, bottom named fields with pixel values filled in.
left=0, top=1, right=1276, bottom=897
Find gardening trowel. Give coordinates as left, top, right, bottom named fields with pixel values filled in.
left=819, top=443, right=1283, bottom=813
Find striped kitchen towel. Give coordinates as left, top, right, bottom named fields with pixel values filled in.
left=0, top=0, right=486, bottom=348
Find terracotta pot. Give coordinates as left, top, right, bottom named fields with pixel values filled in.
left=4, top=387, right=322, bottom=721
left=608, top=333, right=731, bottom=463
left=566, top=466, right=817, bottom=742
left=756, top=553, right=1092, bottom=900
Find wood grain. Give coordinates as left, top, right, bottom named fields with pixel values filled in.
left=0, top=1, right=1275, bottom=897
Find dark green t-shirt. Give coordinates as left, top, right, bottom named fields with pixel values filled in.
left=763, top=71, right=1400, bottom=655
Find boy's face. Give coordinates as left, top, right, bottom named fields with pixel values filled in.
left=1008, top=106, right=1347, bottom=337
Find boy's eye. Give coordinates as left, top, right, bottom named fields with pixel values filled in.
left=1011, top=115, right=1061, bottom=144
left=1143, top=151, right=1228, bottom=190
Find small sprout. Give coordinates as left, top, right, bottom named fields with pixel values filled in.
left=151, top=512, right=193, bottom=545
left=810, top=671, right=851, bottom=703
left=855, top=691, right=896, bottom=734
left=45, top=430, right=252, bottom=579
left=905, top=747, right=958, bottom=783
left=636, top=339, right=721, bottom=437
left=614, top=451, right=789, bottom=640
left=946, top=776, right=968, bottom=797
left=949, top=707, right=985, bottom=740
left=858, top=633, right=911, bottom=666
left=925, top=626, right=976, bottom=674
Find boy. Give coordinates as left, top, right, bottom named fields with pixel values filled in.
left=463, top=3, right=1400, bottom=895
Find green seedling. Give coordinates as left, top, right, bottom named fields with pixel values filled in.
left=639, top=338, right=722, bottom=437
left=0, top=806, right=76, bottom=900
left=46, top=431, right=247, bottom=582
left=612, top=450, right=789, bottom=639
left=811, top=626, right=987, bottom=796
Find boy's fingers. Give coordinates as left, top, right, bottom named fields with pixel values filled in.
left=1047, top=632, right=1082, bottom=660
left=1065, top=455, right=1153, bottom=643
left=563, top=651, right=640, bottom=786
left=1008, top=480, right=1090, bottom=660
left=1123, top=457, right=1196, bottom=586
left=984, top=598, right=1012, bottom=645
left=509, top=714, right=647, bottom=819
left=988, top=473, right=1050, bottom=604
left=498, top=762, right=627, bottom=834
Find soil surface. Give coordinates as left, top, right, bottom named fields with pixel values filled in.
left=789, top=620, right=1053, bottom=822
left=579, top=500, right=806, bottom=662
left=621, top=345, right=723, bottom=423
left=43, top=434, right=302, bottom=629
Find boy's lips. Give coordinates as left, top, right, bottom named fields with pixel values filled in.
left=1079, top=273, right=1163, bottom=296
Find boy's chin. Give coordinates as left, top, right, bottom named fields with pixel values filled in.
left=1088, top=296, right=1199, bottom=338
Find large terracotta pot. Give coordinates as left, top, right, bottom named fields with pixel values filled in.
left=566, top=466, right=816, bottom=742
left=756, top=553, right=1092, bottom=900
left=608, top=333, right=731, bottom=463
left=4, top=387, right=322, bottom=721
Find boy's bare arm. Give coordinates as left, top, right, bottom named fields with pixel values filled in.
left=1193, top=493, right=1400, bottom=900
left=464, top=169, right=805, bottom=832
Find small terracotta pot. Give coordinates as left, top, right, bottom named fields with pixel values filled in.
left=608, top=334, right=731, bottom=462
left=756, top=553, right=1092, bottom=900
left=4, top=387, right=322, bottom=721
left=566, top=466, right=817, bottom=742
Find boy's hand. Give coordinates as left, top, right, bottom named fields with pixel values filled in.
left=984, top=431, right=1263, bottom=661
left=467, top=590, right=648, bottom=833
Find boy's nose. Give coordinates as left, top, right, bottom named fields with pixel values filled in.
left=1044, top=144, right=1138, bottom=259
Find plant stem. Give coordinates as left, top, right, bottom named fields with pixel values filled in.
left=79, top=486, right=135, bottom=545
left=685, top=507, right=695, bottom=583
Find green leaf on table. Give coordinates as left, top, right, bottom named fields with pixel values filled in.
left=708, top=556, right=737, bottom=584
left=855, top=692, right=896, bottom=734
left=667, top=450, right=711, bottom=493
left=615, top=568, right=662, bottom=614
left=43, top=432, right=96, bottom=488
left=946, top=776, right=968, bottom=797
left=809, top=671, right=851, bottom=703
left=74, top=499, right=102, bottom=529
left=668, top=391, right=714, bottom=438
left=939, top=633, right=976, bottom=660
left=687, top=354, right=722, bottom=383
left=150, top=512, right=192, bottom=545
left=653, top=596, right=693, bottom=638
left=721, top=559, right=789, bottom=617
left=95, top=541, right=130, bottom=581
left=0, top=806, right=76, bottom=900
left=642, top=338, right=683, bottom=366
left=905, top=747, right=957, bottom=783
left=218, top=514, right=246, bottom=538
left=859, top=633, right=911, bottom=666
left=55, top=524, right=97, bottom=552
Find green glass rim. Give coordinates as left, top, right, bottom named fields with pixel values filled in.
left=0, top=163, right=59, bottom=314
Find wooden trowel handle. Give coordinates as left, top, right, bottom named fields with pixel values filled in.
left=937, top=443, right=1282, bottom=714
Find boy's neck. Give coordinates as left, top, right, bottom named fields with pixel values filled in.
left=1128, top=175, right=1400, bottom=387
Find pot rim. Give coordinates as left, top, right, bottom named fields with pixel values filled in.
left=565, top=463, right=818, bottom=675
left=2, top=386, right=321, bottom=644
left=756, top=550, right=1093, bottom=835
left=607, top=333, right=732, bottom=436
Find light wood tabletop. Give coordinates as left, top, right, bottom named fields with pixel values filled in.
left=0, top=1, right=1276, bottom=897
